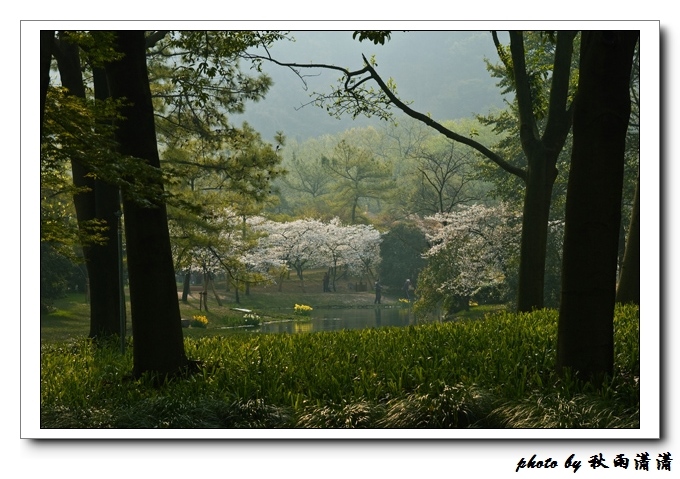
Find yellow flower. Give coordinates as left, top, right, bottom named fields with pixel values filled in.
left=191, top=314, right=208, bottom=328
left=294, top=304, right=313, bottom=315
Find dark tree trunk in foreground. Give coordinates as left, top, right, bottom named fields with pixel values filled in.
left=53, top=33, right=121, bottom=339
left=90, top=66, right=125, bottom=338
left=616, top=173, right=640, bottom=304
left=40, top=30, right=54, bottom=138
left=557, top=31, right=639, bottom=381
left=516, top=149, right=559, bottom=312
left=105, top=30, right=188, bottom=377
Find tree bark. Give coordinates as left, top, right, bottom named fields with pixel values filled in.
left=53, top=33, right=121, bottom=339
left=91, top=66, right=126, bottom=339
left=105, top=30, right=188, bottom=377
left=616, top=173, right=640, bottom=304
left=510, top=31, right=575, bottom=312
left=516, top=148, right=559, bottom=311
left=557, top=31, right=639, bottom=380
left=40, top=30, right=54, bottom=139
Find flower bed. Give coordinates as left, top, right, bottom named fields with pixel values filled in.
left=294, top=304, right=313, bottom=316
left=191, top=314, right=209, bottom=328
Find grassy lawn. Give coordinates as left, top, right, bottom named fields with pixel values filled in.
left=41, top=295, right=92, bottom=343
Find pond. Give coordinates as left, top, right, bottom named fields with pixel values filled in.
left=248, top=307, right=417, bottom=334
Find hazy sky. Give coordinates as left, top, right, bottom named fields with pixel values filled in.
left=234, top=30, right=509, bottom=143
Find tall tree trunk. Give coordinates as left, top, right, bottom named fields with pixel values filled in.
left=40, top=30, right=54, bottom=139
left=509, top=31, right=575, bottom=312
left=557, top=31, right=639, bottom=381
left=54, top=33, right=121, bottom=339
left=616, top=173, right=640, bottom=304
left=105, top=30, right=188, bottom=377
left=90, top=66, right=125, bottom=339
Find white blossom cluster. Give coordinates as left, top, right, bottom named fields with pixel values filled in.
left=416, top=203, right=521, bottom=298
left=250, top=217, right=382, bottom=283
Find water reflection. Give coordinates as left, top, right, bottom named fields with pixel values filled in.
left=253, top=307, right=414, bottom=334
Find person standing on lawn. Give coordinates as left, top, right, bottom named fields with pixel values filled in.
left=374, top=278, right=382, bottom=304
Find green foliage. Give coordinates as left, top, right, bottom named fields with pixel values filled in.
left=41, top=305, right=639, bottom=428
left=42, top=86, right=167, bottom=209
left=144, top=31, right=288, bottom=286
left=352, top=31, right=392, bottom=45
left=321, top=138, right=394, bottom=224
left=476, top=32, right=579, bottom=214
left=40, top=244, right=85, bottom=311
left=378, top=222, right=428, bottom=289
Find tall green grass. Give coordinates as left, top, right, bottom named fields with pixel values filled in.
left=40, top=305, right=640, bottom=429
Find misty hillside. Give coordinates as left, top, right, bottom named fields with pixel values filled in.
left=232, top=30, right=509, bottom=143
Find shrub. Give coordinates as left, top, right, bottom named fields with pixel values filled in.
left=243, top=313, right=261, bottom=326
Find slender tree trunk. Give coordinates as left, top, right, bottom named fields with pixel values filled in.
left=557, top=31, right=639, bottom=381
left=616, top=173, right=640, bottom=304
left=509, top=31, right=575, bottom=312
left=105, top=30, right=188, bottom=377
left=517, top=148, right=559, bottom=312
left=210, top=276, right=222, bottom=306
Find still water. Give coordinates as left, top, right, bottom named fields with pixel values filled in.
left=246, top=307, right=416, bottom=334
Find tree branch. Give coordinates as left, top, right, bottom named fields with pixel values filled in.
left=509, top=31, right=541, bottom=150
left=360, top=55, right=526, bottom=180
left=543, top=31, right=577, bottom=147
left=248, top=50, right=527, bottom=181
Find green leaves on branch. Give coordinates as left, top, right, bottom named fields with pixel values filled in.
left=352, top=31, right=392, bottom=45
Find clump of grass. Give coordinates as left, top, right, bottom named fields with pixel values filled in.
left=376, top=383, right=493, bottom=428
left=296, top=399, right=384, bottom=428
left=486, top=392, right=640, bottom=429
left=112, top=397, right=292, bottom=429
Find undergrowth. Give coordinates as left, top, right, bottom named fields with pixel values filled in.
left=40, top=304, right=640, bottom=429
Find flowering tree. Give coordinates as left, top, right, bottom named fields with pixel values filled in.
left=414, top=203, right=520, bottom=316
left=253, top=217, right=382, bottom=292
left=345, top=223, right=382, bottom=283
left=253, top=218, right=325, bottom=291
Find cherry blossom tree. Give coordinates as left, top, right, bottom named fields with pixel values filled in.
left=253, top=218, right=325, bottom=292
left=253, top=217, right=382, bottom=292
left=414, top=203, right=521, bottom=316
left=345, top=224, right=382, bottom=283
